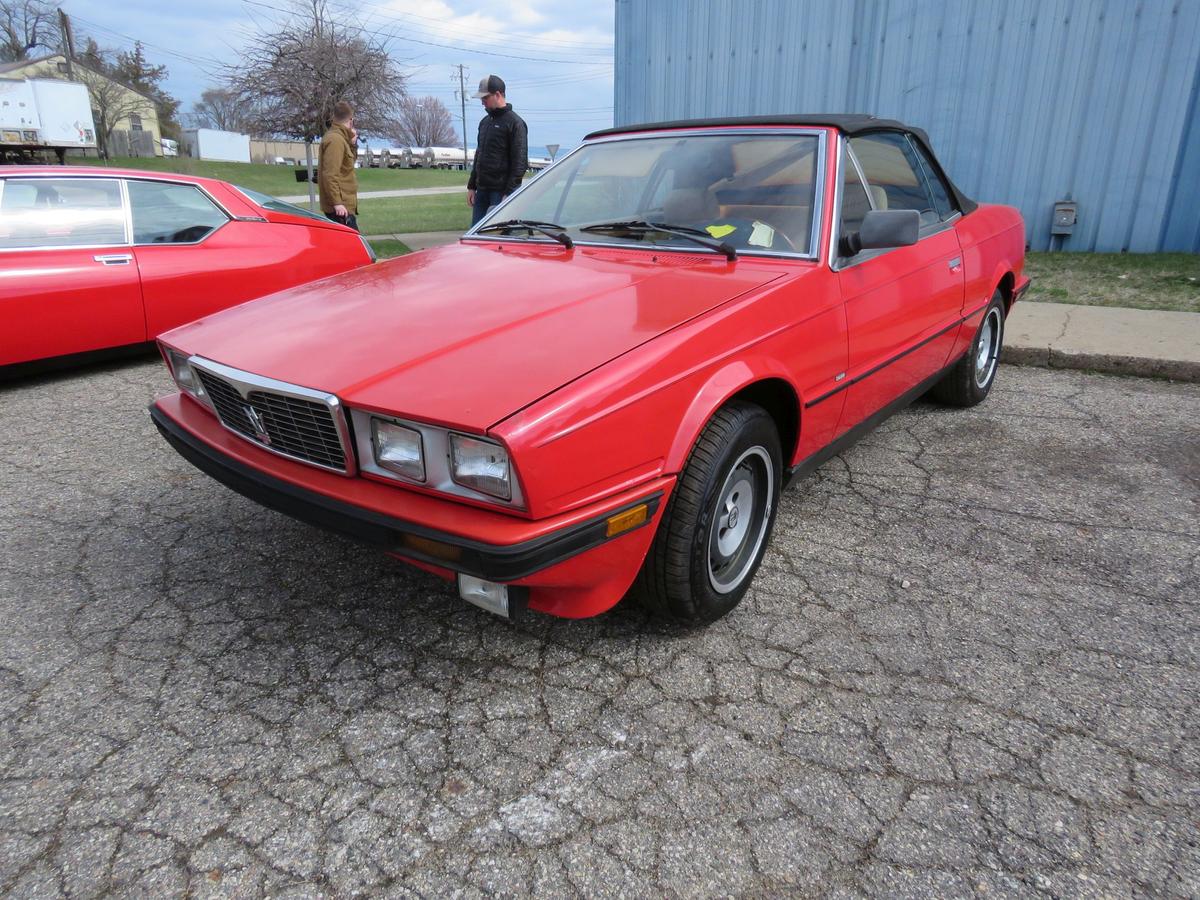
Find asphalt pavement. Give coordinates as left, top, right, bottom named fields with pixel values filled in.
left=1, top=362, right=1197, bottom=896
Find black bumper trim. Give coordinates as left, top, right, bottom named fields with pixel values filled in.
left=151, top=404, right=661, bottom=582
left=1013, top=277, right=1032, bottom=302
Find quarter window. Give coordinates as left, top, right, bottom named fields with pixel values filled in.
left=907, top=135, right=956, bottom=220
left=848, top=133, right=940, bottom=227
left=0, top=177, right=126, bottom=249
left=127, top=180, right=227, bottom=244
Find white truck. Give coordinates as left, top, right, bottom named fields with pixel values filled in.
left=0, top=78, right=97, bottom=163
left=427, top=146, right=472, bottom=169
left=180, top=127, right=251, bottom=163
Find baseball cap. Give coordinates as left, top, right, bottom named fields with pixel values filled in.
left=472, top=74, right=506, bottom=98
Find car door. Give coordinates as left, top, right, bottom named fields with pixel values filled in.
left=126, top=178, right=248, bottom=337
left=833, top=132, right=965, bottom=435
left=0, top=175, right=144, bottom=366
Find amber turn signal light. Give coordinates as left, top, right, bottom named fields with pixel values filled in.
left=605, top=504, right=648, bottom=538
left=400, top=533, right=462, bottom=562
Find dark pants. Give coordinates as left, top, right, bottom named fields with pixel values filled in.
left=326, top=212, right=359, bottom=232
left=471, top=189, right=506, bottom=226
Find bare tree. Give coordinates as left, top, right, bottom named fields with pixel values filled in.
left=75, top=63, right=151, bottom=157
left=226, top=0, right=407, bottom=141
left=0, top=0, right=57, bottom=62
left=189, top=87, right=250, bottom=132
left=394, top=96, right=457, bottom=147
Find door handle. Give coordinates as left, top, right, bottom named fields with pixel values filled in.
left=94, top=253, right=133, bottom=265
left=947, top=256, right=962, bottom=271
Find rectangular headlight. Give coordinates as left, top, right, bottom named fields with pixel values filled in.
left=163, top=346, right=205, bottom=399
left=372, top=418, right=424, bottom=481
left=449, top=433, right=511, bottom=500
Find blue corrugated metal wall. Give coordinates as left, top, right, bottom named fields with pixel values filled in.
left=614, top=0, right=1200, bottom=252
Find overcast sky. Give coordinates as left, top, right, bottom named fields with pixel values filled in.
left=60, top=0, right=615, bottom=152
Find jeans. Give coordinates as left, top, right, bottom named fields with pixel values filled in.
left=326, top=212, right=358, bottom=232
left=471, top=189, right=506, bottom=226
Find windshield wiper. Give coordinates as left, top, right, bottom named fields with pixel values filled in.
left=579, top=220, right=737, bottom=260
left=476, top=219, right=573, bottom=249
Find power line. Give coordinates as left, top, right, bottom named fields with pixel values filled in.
left=68, top=14, right=228, bottom=71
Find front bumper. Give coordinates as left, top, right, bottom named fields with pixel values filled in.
left=150, top=396, right=669, bottom=614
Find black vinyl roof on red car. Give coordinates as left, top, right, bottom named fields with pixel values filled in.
left=584, top=114, right=915, bottom=140
left=585, top=115, right=977, bottom=215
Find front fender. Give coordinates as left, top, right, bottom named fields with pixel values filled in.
left=664, top=357, right=799, bottom=473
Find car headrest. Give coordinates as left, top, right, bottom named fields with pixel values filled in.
left=869, top=185, right=888, bottom=210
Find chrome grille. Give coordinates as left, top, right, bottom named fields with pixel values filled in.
left=194, top=367, right=348, bottom=472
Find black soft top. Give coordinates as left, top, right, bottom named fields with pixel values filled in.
left=585, top=115, right=976, bottom=215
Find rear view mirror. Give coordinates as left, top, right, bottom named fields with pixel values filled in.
left=840, top=209, right=921, bottom=256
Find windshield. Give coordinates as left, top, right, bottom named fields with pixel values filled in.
left=476, top=132, right=823, bottom=255
left=235, top=185, right=329, bottom=223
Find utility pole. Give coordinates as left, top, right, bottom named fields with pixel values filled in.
left=58, top=9, right=76, bottom=80
left=455, top=64, right=468, bottom=170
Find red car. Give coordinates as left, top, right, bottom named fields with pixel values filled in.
left=0, top=166, right=374, bottom=371
left=151, top=116, right=1029, bottom=624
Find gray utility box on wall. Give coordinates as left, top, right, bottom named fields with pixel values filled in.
left=1051, top=200, right=1078, bottom=236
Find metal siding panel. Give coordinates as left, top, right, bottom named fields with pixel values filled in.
left=1025, top=0, right=1105, bottom=250
left=1123, top=1, right=1192, bottom=251
left=1163, top=29, right=1200, bottom=251
left=1005, top=0, right=1071, bottom=250
left=1095, top=0, right=1200, bottom=252
left=1094, top=1, right=1162, bottom=251
left=612, top=0, right=1200, bottom=251
left=1135, top=1, right=1200, bottom=250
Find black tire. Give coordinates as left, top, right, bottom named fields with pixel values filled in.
left=632, top=401, right=782, bottom=624
left=928, top=290, right=1006, bottom=407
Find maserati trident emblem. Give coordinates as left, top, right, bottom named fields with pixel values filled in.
left=245, top=405, right=271, bottom=444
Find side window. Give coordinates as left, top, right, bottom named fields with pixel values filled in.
left=849, top=133, right=939, bottom=228
left=130, top=114, right=143, bottom=132
left=127, top=180, right=228, bottom=244
left=839, top=145, right=873, bottom=235
left=907, top=136, right=955, bottom=220
left=0, top=177, right=126, bottom=249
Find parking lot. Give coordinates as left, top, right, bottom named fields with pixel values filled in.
left=1, top=360, right=1197, bottom=896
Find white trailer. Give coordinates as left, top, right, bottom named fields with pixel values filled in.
left=427, top=146, right=472, bottom=169
left=0, top=78, right=96, bottom=162
left=181, top=128, right=251, bottom=163
left=387, top=147, right=413, bottom=168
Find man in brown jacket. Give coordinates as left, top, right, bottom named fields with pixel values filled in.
left=318, top=101, right=359, bottom=231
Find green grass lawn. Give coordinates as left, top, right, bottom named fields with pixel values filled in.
left=367, top=239, right=411, bottom=259
left=356, top=193, right=471, bottom=235
left=1025, top=252, right=1200, bottom=313
left=72, top=155, right=468, bottom=195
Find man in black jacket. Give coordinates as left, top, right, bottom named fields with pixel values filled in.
left=467, top=75, right=528, bottom=226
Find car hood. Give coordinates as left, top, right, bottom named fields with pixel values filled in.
left=165, top=241, right=783, bottom=431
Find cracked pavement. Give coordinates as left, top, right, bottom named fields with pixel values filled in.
left=1, top=360, right=1197, bottom=896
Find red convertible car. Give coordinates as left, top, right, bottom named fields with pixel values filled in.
left=0, top=167, right=374, bottom=371
left=151, top=116, right=1029, bottom=624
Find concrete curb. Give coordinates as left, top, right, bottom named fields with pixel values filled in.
left=1003, top=301, right=1200, bottom=383
left=1002, top=345, right=1200, bottom=382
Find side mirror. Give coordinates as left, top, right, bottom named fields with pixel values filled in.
left=840, top=209, right=921, bottom=256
